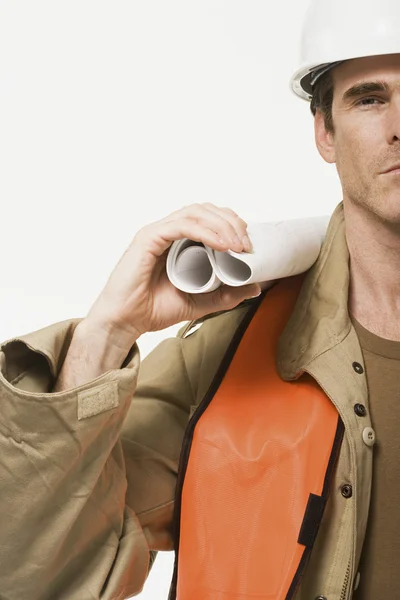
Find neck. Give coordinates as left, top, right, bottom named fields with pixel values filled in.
left=345, top=200, right=400, bottom=340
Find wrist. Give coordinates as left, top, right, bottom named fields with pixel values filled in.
left=75, top=318, right=137, bottom=367
left=53, top=319, right=138, bottom=392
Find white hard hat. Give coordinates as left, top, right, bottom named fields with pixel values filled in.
left=291, top=0, right=400, bottom=101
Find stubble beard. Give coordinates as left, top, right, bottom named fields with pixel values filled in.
left=343, top=168, right=400, bottom=230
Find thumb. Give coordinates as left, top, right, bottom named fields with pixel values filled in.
left=190, top=283, right=262, bottom=319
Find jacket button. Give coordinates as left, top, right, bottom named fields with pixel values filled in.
left=354, top=403, right=367, bottom=417
left=362, top=427, right=376, bottom=447
left=341, top=484, right=353, bottom=498
left=315, top=596, right=327, bottom=600
left=352, top=361, right=364, bottom=374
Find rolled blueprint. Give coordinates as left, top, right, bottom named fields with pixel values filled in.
left=166, top=215, right=330, bottom=294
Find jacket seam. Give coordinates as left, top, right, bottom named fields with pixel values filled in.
left=10, top=368, right=32, bottom=386
left=136, top=499, right=174, bottom=518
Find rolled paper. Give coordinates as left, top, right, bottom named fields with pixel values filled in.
left=166, top=239, right=221, bottom=293
left=166, top=215, right=330, bottom=294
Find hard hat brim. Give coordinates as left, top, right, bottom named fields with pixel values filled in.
left=290, top=63, right=324, bottom=101
left=291, top=51, right=400, bottom=102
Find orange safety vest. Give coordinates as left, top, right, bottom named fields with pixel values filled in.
left=168, top=276, right=344, bottom=600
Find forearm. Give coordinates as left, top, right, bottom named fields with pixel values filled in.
left=53, top=319, right=137, bottom=392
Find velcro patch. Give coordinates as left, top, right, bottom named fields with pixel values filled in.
left=78, top=380, right=119, bottom=420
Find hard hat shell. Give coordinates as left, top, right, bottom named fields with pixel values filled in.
left=291, top=0, right=400, bottom=101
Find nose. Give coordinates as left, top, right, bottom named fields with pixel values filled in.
left=385, top=94, right=400, bottom=144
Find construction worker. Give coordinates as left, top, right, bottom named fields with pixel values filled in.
left=1, top=0, right=400, bottom=598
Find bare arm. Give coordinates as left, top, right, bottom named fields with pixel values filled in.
left=53, top=318, right=136, bottom=392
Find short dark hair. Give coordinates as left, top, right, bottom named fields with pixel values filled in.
left=310, top=70, right=334, bottom=133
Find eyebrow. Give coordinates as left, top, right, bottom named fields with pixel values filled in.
left=342, top=81, right=390, bottom=103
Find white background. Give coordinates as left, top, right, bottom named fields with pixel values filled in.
left=0, top=1, right=342, bottom=598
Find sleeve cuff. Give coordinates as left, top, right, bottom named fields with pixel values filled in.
left=0, top=318, right=139, bottom=395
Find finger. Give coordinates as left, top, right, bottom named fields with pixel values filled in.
left=136, top=218, right=242, bottom=258
left=188, top=283, right=262, bottom=320
left=165, top=203, right=246, bottom=253
left=201, top=203, right=253, bottom=252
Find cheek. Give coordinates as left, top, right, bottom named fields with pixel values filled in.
left=334, top=135, right=359, bottom=178
left=334, top=121, right=378, bottom=179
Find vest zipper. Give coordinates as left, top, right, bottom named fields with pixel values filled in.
left=339, top=559, right=351, bottom=600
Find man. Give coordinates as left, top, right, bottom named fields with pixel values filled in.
left=1, top=0, right=399, bottom=598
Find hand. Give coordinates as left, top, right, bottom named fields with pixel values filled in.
left=83, top=203, right=261, bottom=348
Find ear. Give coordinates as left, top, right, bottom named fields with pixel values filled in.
left=314, top=109, right=336, bottom=164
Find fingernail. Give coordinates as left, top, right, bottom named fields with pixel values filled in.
left=242, top=234, right=253, bottom=252
left=247, top=293, right=261, bottom=299
left=247, top=287, right=262, bottom=299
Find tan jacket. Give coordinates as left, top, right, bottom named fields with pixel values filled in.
left=0, top=203, right=371, bottom=600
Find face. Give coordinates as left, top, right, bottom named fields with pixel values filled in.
left=315, top=54, right=400, bottom=224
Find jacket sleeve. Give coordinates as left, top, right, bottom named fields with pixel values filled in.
left=0, top=307, right=250, bottom=600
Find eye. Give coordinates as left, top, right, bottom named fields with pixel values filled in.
left=356, top=97, right=384, bottom=107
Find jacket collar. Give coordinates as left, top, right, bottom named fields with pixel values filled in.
left=277, top=202, right=352, bottom=381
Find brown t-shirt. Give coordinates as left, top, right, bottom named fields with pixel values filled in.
left=351, top=317, right=400, bottom=597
